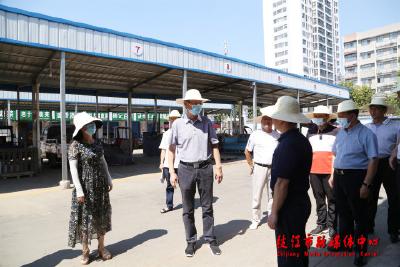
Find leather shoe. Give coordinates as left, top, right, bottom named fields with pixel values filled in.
left=390, top=233, right=399, bottom=243
left=354, top=254, right=366, bottom=266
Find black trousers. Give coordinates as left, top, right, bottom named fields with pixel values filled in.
left=367, top=157, right=399, bottom=234
left=162, top=168, right=177, bottom=209
left=178, top=163, right=215, bottom=243
left=275, top=195, right=311, bottom=267
left=334, top=170, right=368, bottom=253
left=397, top=162, right=400, bottom=228
left=310, top=173, right=336, bottom=229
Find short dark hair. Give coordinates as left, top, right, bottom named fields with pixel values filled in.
left=73, top=129, right=84, bottom=142
left=346, top=109, right=359, bottom=117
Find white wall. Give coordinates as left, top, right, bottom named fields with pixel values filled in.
left=287, top=0, right=304, bottom=75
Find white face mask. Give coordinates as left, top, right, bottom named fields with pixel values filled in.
left=337, top=118, right=350, bottom=129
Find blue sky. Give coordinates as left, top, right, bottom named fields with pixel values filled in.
left=1, top=0, right=399, bottom=65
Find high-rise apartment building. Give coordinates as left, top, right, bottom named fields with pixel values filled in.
left=343, top=23, right=400, bottom=93
left=263, top=0, right=342, bottom=84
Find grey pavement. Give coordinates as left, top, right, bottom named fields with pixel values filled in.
left=0, top=156, right=399, bottom=267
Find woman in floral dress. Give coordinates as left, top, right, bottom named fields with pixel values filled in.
left=67, top=112, right=113, bottom=265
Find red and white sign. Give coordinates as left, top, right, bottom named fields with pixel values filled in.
left=132, top=43, right=143, bottom=56
left=224, top=62, right=232, bottom=73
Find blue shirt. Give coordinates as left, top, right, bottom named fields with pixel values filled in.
left=271, top=128, right=312, bottom=200
left=365, top=118, right=400, bottom=158
left=333, top=122, right=378, bottom=169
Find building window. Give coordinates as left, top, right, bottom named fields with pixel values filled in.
left=274, top=33, right=288, bottom=41
left=276, top=59, right=288, bottom=66
left=274, top=24, right=288, bottom=32
left=273, top=7, right=287, bottom=16
left=273, top=0, right=287, bottom=8
left=345, top=67, right=357, bottom=73
left=274, top=42, right=288, bottom=49
left=377, top=60, right=397, bottom=69
left=273, top=16, right=287, bottom=24
left=360, top=51, right=374, bottom=59
left=275, top=50, right=288, bottom=57
left=361, top=77, right=374, bottom=86
left=376, top=47, right=397, bottom=57
left=344, top=53, right=357, bottom=62
left=360, top=63, right=375, bottom=71
left=360, top=39, right=371, bottom=46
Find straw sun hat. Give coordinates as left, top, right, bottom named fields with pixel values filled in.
left=306, top=105, right=337, bottom=120
left=260, top=96, right=311, bottom=124
left=167, top=110, right=181, bottom=119
left=176, top=89, right=209, bottom=105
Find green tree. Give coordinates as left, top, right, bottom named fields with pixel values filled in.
left=339, top=81, right=373, bottom=108
left=386, top=93, right=400, bottom=115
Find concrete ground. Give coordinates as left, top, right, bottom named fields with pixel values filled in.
left=0, top=155, right=399, bottom=267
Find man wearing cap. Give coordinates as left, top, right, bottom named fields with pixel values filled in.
left=330, top=100, right=378, bottom=266
left=365, top=95, right=400, bottom=243
left=168, top=89, right=223, bottom=257
left=245, top=111, right=280, bottom=230
left=306, top=105, right=338, bottom=237
left=266, top=96, right=313, bottom=267
left=159, top=110, right=181, bottom=214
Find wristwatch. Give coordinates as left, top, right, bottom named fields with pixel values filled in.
left=362, top=182, right=372, bottom=189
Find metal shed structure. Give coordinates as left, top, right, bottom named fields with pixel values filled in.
left=0, top=4, right=349, bottom=186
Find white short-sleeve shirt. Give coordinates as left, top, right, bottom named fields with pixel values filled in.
left=246, top=129, right=280, bottom=165
left=159, top=129, right=179, bottom=169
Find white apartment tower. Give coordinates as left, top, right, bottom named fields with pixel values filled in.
left=343, top=23, right=400, bottom=93
left=263, top=0, right=342, bottom=84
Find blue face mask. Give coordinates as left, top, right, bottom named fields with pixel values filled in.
left=85, top=123, right=97, bottom=135
left=337, top=118, right=350, bottom=129
left=190, top=104, right=203, bottom=116
left=311, top=118, right=325, bottom=126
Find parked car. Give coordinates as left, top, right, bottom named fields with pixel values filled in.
left=40, top=124, right=74, bottom=167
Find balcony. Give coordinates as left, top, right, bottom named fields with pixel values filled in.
left=377, top=83, right=398, bottom=93
left=377, top=67, right=398, bottom=75
left=377, top=79, right=398, bottom=87
left=344, top=60, right=357, bottom=67
left=359, top=57, right=375, bottom=65
left=345, top=72, right=357, bottom=79
left=359, top=70, right=375, bottom=78
left=376, top=53, right=397, bottom=62
left=376, top=40, right=398, bottom=49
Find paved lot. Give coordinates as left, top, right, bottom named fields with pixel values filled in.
left=0, top=156, right=399, bottom=267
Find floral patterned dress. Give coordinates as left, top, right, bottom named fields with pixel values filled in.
left=67, top=140, right=112, bottom=248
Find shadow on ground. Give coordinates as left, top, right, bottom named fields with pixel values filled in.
left=214, top=219, right=251, bottom=245
left=195, top=219, right=251, bottom=250
left=21, top=229, right=168, bottom=267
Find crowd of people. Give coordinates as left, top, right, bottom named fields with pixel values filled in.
left=66, top=89, right=400, bottom=267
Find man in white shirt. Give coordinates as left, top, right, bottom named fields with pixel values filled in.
left=245, top=110, right=280, bottom=230
left=159, top=110, right=181, bottom=213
